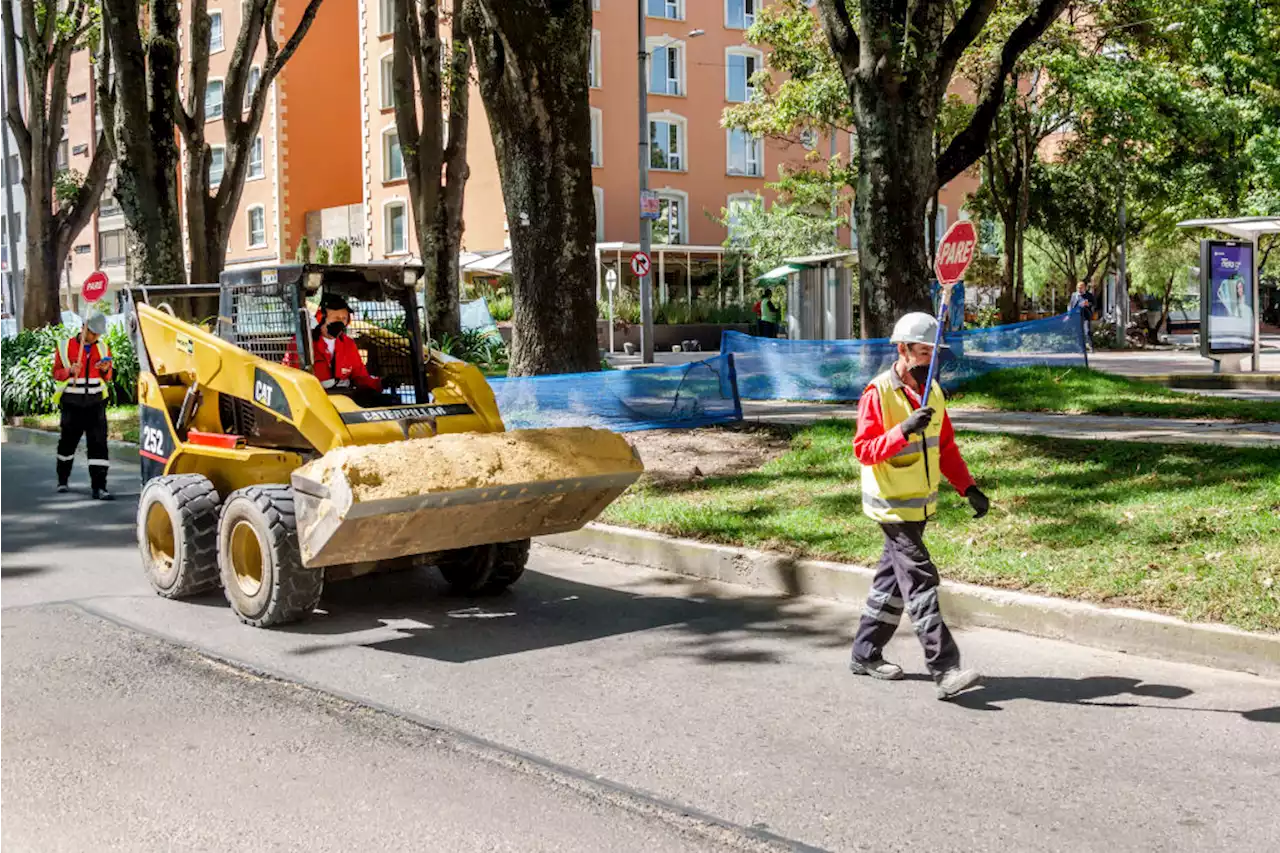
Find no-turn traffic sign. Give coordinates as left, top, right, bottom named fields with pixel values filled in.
left=82, top=270, right=109, bottom=303
left=630, top=251, right=652, bottom=278
left=934, top=220, right=978, bottom=286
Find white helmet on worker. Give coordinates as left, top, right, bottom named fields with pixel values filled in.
left=890, top=312, right=948, bottom=348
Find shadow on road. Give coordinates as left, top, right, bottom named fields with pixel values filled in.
left=1, top=448, right=138, bottom=558
left=951, top=675, right=1278, bottom=724
left=283, top=565, right=853, bottom=666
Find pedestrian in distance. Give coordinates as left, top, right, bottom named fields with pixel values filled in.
left=51, top=312, right=115, bottom=500
left=849, top=312, right=989, bottom=700
left=1067, top=280, right=1096, bottom=352
left=757, top=288, right=781, bottom=338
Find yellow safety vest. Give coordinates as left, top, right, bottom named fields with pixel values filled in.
left=54, top=337, right=111, bottom=404
left=860, top=368, right=945, bottom=523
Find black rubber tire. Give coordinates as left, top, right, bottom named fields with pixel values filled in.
left=217, top=485, right=322, bottom=627
left=137, top=474, right=221, bottom=598
left=437, top=539, right=529, bottom=595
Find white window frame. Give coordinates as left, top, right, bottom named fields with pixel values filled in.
left=726, top=191, right=760, bottom=243
left=647, top=38, right=686, bottom=97
left=382, top=125, right=404, bottom=182
left=205, top=78, right=224, bottom=121
left=593, top=186, right=605, bottom=242
left=725, top=0, right=756, bottom=31
left=589, top=31, right=602, bottom=89
left=383, top=199, right=409, bottom=255
left=244, top=66, right=261, bottom=111
left=247, top=136, right=265, bottom=180
left=379, top=0, right=395, bottom=36
left=649, top=111, right=687, bottom=172
left=208, top=11, right=224, bottom=53
left=725, top=128, right=762, bottom=177
left=590, top=107, right=603, bottom=168
left=380, top=52, right=395, bottom=110
left=652, top=188, right=689, bottom=245
left=247, top=205, right=267, bottom=249
left=208, top=145, right=225, bottom=187
left=646, top=0, right=683, bottom=21
left=725, top=47, right=763, bottom=103
left=593, top=0, right=600, bottom=10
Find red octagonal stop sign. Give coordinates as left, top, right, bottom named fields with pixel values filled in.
left=82, top=270, right=109, bottom=303
left=934, top=220, right=978, bottom=285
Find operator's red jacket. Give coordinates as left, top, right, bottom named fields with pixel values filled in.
left=304, top=334, right=381, bottom=392
left=853, top=381, right=975, bottom=495
left=52, top=337, right=114, bottom=384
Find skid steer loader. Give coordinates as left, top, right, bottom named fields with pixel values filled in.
left=128, top=264, right=643, bottom=627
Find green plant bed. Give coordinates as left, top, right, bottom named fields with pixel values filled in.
left=2, top=324, right=138, bottom=417
left=603, top=420, right=1280, bottom=632
left=950, top=366, right=1280, bottom=423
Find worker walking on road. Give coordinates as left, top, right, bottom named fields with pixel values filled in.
left=849, top=312, right=988, bottom=700
left=51, top=313, right=114, bottom=500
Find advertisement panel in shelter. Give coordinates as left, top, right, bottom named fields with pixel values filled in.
left=1201, top=240, right=1255, bottom=354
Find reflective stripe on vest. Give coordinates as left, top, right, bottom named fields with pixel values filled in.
left=54, top=338, right=110, bottom=403
left=860, top=369, right=945, bottom=523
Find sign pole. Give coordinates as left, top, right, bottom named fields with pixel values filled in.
left=921, top=220, right=978, bottom=409
left=637, top=0, right=654, bottom=365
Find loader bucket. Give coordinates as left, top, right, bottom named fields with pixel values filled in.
left=290, top=427, right=644, bottom=568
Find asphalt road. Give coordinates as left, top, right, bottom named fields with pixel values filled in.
left=3, top=442, right=1279, bottom=852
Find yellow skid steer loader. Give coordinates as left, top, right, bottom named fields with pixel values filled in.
left=128, top=264, right=642, bottom=627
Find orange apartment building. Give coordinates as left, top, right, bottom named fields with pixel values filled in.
left=55, top=1, right=979, bottom=311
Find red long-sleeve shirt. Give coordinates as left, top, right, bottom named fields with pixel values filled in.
left=311, top=334, right=381, bottom=392
left=853, top=382, right=975, bottom=496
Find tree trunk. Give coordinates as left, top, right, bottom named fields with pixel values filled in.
left=998, top=209, right=1019, bottom=324
left=101, top=0, right=186, bottom=286
left=466, top=0, right=597, bottom=375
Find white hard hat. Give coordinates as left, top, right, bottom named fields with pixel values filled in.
left=889, top=312, right=948, bottom=348
left=85, top=313, right=108, bottom=335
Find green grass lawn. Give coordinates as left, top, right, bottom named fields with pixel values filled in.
left=949, top=366, right=1280, bottom=422
left=604, top=420, right=1280, bottom=632
left=18, top=405, right=140, bottom=443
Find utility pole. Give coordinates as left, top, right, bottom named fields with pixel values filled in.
left=637, top=0, right=654, bottom=365
left=1116, top=156, right=1128, bottom=349
left=0, top=30, right=20, bottom=325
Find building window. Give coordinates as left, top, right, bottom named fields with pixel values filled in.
left=649, top=115, right=685, bottom=171
left=379, top=0, right=394, bottom=35
left=99, top=194, right=120, bottom=217
left=385, top=202, right=407, bottom=254
left=726, top=193, right=760, bottom=243
left=593, top=187, right=604, bottom=242
left=248, top=137, right=264, bottom=179
left=205, top=80, right=224, bottom=120
left=98, top=229, right=126, bottom=266
left=589, top=31, right=601, bottom=88
left=646, top=0, right=682, bottom=20
left=72, top=143, right=88, bottom=157
left=74, top=243, right=91, bottom=255
left=590, top=108, right=603, bottom=167
left=380, top=54, right=395, bottom=109
left=652, top=193, right=686, bottom=245
left=383, top=129, right=404, bottom=182
left=648, top=42, right=683, bottom=96
left=244, top=66, right=261, bottom=110
left=726, top=128, right=762, bottom=177
left=979, top=219, right=999, bottom=256
left=208, top=146, right=225, bottom=187
left=70, top=93, right=87, bottom=104
left=726, top=0, right=755, bottom=30
left=247, top=206, right=266, bottom=248
left=726, top=50, right=760, bottom=103
left=208, top=12, right=224, bottom=52
left=57, top=140, right=69, bottom=169
left=6, top=154, right=18, bottom=185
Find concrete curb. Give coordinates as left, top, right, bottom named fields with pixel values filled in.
left=1, top=425, right=140, bottom=465
left=1134, top=373, right=1280, bottom=390
left=543, top=524, right=1280, bottom=680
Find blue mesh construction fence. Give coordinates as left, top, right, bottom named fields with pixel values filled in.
left=487, top=354, right=743, bottom=432
left=723, top=311, right=1088, bottom=401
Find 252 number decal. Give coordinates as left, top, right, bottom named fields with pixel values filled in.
left=141, top=425, right=166, bottom=457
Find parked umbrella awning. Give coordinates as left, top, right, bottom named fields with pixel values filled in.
left=755, top=264, right=803, bottom=282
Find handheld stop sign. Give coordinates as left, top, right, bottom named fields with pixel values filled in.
left=921, top=221, right=978, bottom=407
left=82, top=270, right=109, bottom=304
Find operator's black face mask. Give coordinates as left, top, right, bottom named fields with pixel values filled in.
left=909, top=364, right=931, bottom=387
left=325, top=321, right=346, bottom=337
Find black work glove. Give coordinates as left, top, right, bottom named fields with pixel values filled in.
left=899, top=406, right=934, bottom=437
left=965, top=486, right=990, bottom=520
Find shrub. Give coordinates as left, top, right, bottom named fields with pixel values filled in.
left=487, top=294, right=513, bottom=322
left=432, top=328, right=508, bottom=366
left=315, top=246, right=330, bottom=264
left=332, top=239, right=352, bottom=264
left=295, top=237, right=312, bottom=264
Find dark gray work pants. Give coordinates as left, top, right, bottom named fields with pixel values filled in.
left=852, top=521, right=961, bottom=678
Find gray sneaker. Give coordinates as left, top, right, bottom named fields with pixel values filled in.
left=935, top=668, right=981, bottom=700
left=849, top=657, right=904, bottom=681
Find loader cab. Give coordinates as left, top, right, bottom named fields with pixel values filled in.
left=217, top=263, right=430, bottom=406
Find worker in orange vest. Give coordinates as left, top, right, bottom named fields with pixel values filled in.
left=51, top=313, right=114, bottom=499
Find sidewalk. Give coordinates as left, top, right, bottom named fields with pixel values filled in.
left=740, top=401, right=1280, bottom=448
